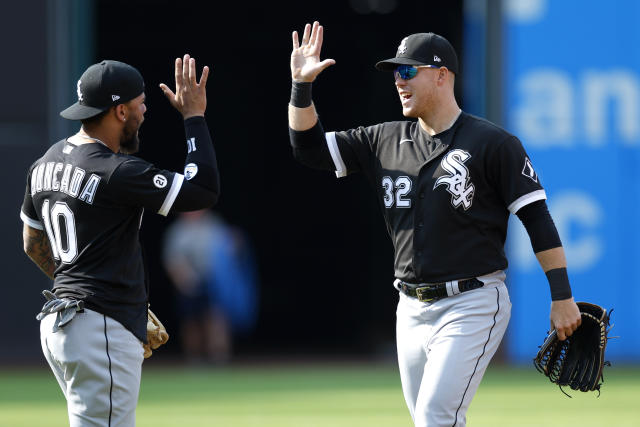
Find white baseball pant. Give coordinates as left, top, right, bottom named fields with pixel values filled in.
left=40, top=308, right=144, bottom=426
left=395, top=271, right=511, bottom=427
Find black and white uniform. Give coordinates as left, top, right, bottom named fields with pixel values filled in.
left=292, top=112, right=545, bottom=426
left=21, top=116, right=219, bottom=426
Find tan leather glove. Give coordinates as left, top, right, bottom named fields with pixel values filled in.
left=143, top=308, right=169, bottom=358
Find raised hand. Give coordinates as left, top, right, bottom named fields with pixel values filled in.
left=160, top=54, right=210, bottom=119
left=291, top=21, right=335, bottom=82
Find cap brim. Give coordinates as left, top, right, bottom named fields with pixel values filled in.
left=375, top=57, right=425, bottom=71
left=60, top=102, right=107, bottom=120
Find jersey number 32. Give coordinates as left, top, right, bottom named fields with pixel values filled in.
left=382, top=176, right=412, bottom=208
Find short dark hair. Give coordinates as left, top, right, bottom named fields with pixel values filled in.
left=80, top=108, right=110, bottom=128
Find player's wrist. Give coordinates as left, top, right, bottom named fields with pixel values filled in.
left=546, top=267, right=572, bottom=301
left=290, top=81, right=313, bottom=108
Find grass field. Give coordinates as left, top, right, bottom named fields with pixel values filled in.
left=0, top=362, right=638, bottom=426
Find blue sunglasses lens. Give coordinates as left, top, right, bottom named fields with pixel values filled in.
left=395, top=65, right=418, bottom=80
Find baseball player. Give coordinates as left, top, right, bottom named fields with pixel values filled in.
left=288, top=22, right=582, bottom=426
left=20, top=55, right=219, bottom=426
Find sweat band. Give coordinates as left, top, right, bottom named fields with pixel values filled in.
left=290, top=81, right=313, bottom=108
left=546, top=267, right=572, bottom=301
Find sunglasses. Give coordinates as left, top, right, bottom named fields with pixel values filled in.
left=394, top=65, right=439, bottom=80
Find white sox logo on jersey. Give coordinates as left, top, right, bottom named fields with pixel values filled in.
left=434, top=149, right=475, bottom=210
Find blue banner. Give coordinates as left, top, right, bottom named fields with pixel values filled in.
left=503, top=0, right=640, bottom=362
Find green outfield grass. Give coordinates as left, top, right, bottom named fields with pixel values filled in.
left=0, top=362, right=638, bottom=426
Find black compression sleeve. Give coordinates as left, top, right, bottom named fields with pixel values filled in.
left=515, top=200, right=561, bottom=253
left=546, top=267, right=572, bottom=300
left=183, top=116, right=220, bottom=193
left=289, top=120, right=335, bottom=171
left=171, top=179, right=218, bottom=211
left=170, top=116, right=220, bottom=210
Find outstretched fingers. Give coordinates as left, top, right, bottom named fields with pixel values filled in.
left=198, top=65, right=210, bottom=87
left=310, top=21, right=320, bottom=47
left=182, top=54, right=191, bottom=86
left=301, top=23, right=311, bottom=46
left=174, top=57, right=183, bottom=90
left=188, top=56, right=197, bottom=85
left=292, top=31, right=300, bottom=50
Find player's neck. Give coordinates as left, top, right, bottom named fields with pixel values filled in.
left=76, top=126, right=120, bottom=153
left=418, top=101, right=461, bottom=136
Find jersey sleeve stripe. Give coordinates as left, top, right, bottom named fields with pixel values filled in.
left=325, top=132, right=347, bottom=178
left=508, top=189, right=547, bottom=214
left=157, top=173, right=184, bottom=217
left=20, top=211, right=43, bottom=230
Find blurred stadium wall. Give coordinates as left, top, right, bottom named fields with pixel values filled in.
left=498, top=0, right=640, bottom=363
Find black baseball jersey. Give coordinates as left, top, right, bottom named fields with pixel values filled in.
left=296, top=112, right=545, bottom=283
left=21, top=117, right=219, bottom=341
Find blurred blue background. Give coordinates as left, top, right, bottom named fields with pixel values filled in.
left=499, top=0, right=640, bottom=362
left=2, top=0, right=637, bottom=366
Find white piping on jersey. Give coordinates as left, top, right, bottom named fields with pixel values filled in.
left=157, top=173, right=184, bottom=217
left=325, top=132, right=347, bottom=178
left=20, top=211, right=43, bottom=230
left=508, top=189, right=547, bottom=214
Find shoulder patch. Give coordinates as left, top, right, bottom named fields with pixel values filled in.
left=153, top=174, right=168, bottom=188
left=522, top=157, right=538, bottom=183
left=184, top=163, right=198, bottom=180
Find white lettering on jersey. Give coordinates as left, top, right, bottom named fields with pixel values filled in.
left=30, top=162, right=101, bottom=206
left=187, top=137, right=196, bottom=153
left=59, top=164, right=72, bottom=194
left=433, top=149, right=475, bottom=210
left=521, top=157, right=538, bottom=182
left=35, top=163, right=45, bottom=194
left=68, top=168, right=86, bottom=198
left=153, top=174, right=168, bottom=188
left=51, top=163, right=63, bottom=191
left=184, top=163, right=198, bottom=180
left=78, top=174, right=101, bottom=204
left=43, top=162, right=55, bottom=191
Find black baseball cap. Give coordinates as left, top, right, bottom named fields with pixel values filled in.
left=60, top=60, right=145, bottom=120
left=375, top=33, right=459, bottom=74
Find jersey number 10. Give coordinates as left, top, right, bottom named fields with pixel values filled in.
left=41, top=199, right=78, bottom=264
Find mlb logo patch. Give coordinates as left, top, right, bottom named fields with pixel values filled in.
left=522, top=157, right=538, bottom=183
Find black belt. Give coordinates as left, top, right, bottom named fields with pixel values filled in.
left=396, top=278, right=484, bottom=302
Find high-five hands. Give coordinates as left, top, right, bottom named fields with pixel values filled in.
left=291, top=21, right=335, bottom=82
left=160, top=54, right=209, bottom=119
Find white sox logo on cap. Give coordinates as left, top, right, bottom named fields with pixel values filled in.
left=76, top=80, right=83, bottom=102
left=397, top=37, right=408, bottom=55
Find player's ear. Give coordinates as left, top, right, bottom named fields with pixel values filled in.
left=114, top=104, right=127, bottom=122
left=437, top=68, right=448, bottom=84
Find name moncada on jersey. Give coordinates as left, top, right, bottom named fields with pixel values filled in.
left=29, top=160, right=103, bottom=206
left=26, top=154, right=180, bottom=206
